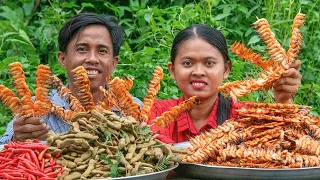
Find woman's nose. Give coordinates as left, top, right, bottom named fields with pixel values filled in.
left=192, top=65, right=205, bottom=76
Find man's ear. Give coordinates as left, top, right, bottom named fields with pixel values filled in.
left=167, top=62, right=176, bottom=81
left=58, top=51, right=67, bottom=69
left=111, top=56, right=119, bottom=71
left=223, top=61, right=232, bottom=79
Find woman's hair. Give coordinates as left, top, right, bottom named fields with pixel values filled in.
left=171, top=24, right=232, bottom=124
left=217, top=93, right=231, bottom=125
left=58, top=12, right=123, bottom=56
left=170, top=24, right=230, bottom=64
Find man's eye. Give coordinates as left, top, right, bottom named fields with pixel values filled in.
left=99, top=49, right=108, bottom=54
left=77, top=47, right=87, bottom=52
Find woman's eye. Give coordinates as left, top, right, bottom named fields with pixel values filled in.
left=206, top=61, right=215, bottom=66
left=182, top=61, right=192, bottom=67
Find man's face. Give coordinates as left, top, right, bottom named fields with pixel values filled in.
left=58, top=24, right=118, bottom=93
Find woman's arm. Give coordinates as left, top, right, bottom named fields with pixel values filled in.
left=273, top=60, right=302, bottom=103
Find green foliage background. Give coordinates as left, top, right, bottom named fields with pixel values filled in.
left=0, top=0, right=319, bottom=135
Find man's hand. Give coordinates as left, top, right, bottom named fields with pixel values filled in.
left=273, top=60, right=302, bottom=103
left=12, top=117, right=50, bottom=142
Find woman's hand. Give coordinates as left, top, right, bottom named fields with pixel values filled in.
left=273, top=60, right=302, bottom=103
left=12, top=117, right=50, bottom=142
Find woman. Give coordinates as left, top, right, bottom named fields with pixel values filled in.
left=148, top=24, right=302, bottom=143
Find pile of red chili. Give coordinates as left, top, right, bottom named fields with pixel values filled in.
left=0, top=140, right=64, bottom=180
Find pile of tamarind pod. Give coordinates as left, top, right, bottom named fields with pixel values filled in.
left=184, top=102, right=320, bottom=168
left=46, top=109, right=185, bottom=179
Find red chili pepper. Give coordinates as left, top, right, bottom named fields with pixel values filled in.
left=0, top=171, right=23, bottom=177
left=29, top=151, right=40, bottom=169
left=44, top=153, right=51, bottom=159
left=4, top=152, right=13, bottom=159
left=11, top=172, right=24, bottom=177
left=17, top=164, right=26, bottom=170
left=51, top=165, right=63, bottom=169
left=8, top=148, right=33, bottom=154
left=49, top=158, right=54, bottom=168
left=16, top=157, right=34, bottom=164
left=24, top=172, right=29, bottom=178
left=34, top=149, right=40, bottom=156
left=23, top=169, right=46, bottom=177
left=12, top=144, right=47, bottom=150
left=4, top=144, right=11, bottom=149
left=0, top=169, right=24, bottom=173
left=0, top=157, right=12, bottom=162
left=0, top=173, right=27, bottom=180
left=43, top=167, right=53, bottom=174
left=38, top=147, right=49, bottom=161
left=6, top=142, right=47, bottom=150
left=25, top=153, right=32, bottom=161
left=19, top=160, right=36, bottom=170
left=28, top=174, right=36, bottom=180
left=54, top=151, right=61, bottom=158
left=17, top=157, right=38, bottom=169
left=46, top=170, right=64, bottom=178
left=41, top=158, right=45, bottom=172
left=0, top=159, right=18, bottom=169
left=38, top=177, right=56, bottom=180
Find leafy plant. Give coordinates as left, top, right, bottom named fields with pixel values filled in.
left=135, top=125, right=152, bottom=136
left=155, top=155, right=170, bottom=171
left=98, top=150, right=122, bottom=178
left=103, top=131, right=112, bottom=144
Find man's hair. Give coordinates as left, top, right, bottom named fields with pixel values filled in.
left=58, top=12, right=123, bottom=56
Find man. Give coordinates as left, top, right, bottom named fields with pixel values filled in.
left=0, top=12, right=142, bottom=144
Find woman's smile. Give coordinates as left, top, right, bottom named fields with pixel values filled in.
left=191, top=79, right=207, bottom=89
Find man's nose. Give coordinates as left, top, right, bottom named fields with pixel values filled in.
left=86, top=51, right=99, bottom=63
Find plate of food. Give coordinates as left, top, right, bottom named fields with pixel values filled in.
left=173, top=141, right=190, bottom=149
left=98, top=164, right=178, bottom=180
left=175, top=163, right=320, bottom=180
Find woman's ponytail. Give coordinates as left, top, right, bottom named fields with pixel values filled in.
left=216, top=93, right=231, bottom=125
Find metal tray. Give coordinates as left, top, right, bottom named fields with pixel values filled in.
left=97, top=164, right=178, bottom=180
left=175, top=162, right=320, bottom=180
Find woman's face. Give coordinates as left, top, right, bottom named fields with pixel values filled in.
left=168, top=37, right=231, bottom=101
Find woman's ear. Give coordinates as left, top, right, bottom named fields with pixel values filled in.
left=167, top=62, right=176, bottom=80
left=223, top=61, right=232, bottom=79
left=58, top=51, right=67, bottom=69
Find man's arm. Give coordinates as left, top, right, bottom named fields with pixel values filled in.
left=0, top=115, right=50, bottom=144
left=132, top=96, right=143, bottom=107
left=0, top=119, right=14, bottom=145
left=0, top=90, right=71, bottom=144
left=12, top=117, right=49, bottom=142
